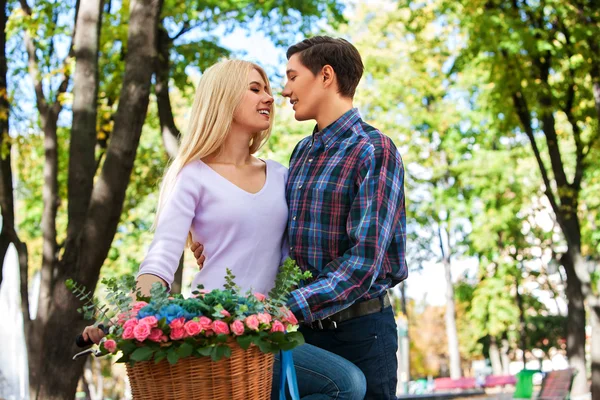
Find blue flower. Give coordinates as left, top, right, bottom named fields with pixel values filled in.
left=137, top=305, right=158, bottom=319
left=157, top=304, right=185, bottom=324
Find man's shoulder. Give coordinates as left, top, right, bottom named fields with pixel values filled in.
left=290, top=135, right=313, bottom=160
left=351, top=120, right=399, bottom=158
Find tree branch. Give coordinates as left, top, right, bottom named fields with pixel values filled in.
left=155, top=25, right=180, bottom=158
left=557, top=22, right=585, bottom=192
left=511, top=90, right=561, bottom=217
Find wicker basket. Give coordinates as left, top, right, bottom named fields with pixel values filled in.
left=125, top=342, right=274, bottom=400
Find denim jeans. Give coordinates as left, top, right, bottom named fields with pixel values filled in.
left=272, top=343, right=366, bottom=400
left=300, top=305, right=398, bottom=400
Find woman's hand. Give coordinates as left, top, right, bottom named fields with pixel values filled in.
left=82, top=325, right=105, bottom=345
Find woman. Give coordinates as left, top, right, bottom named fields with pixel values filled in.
left=82, top=59, right=366, bottom=400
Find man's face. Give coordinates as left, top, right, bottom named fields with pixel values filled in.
left=282, top=54, right=323, bottom=122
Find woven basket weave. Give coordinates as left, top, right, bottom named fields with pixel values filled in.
left=125, top=342, right=274, bottom=400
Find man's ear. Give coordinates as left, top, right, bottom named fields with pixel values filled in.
left=321, top=65, right=335, bottom=88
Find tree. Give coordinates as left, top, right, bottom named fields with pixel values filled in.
left=386, top=0, right=600, bottom=394
left=12, top=0, right=162, bottom=397
left=8, top=0, right=347, bottom=398
left=0, top=0, right=28, bottom=298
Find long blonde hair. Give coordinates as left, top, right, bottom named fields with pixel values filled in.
left=154, top=60, right=274, bottom=234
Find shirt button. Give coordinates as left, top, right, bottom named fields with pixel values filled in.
left=299, top=184, right=303, bottom=189
left=293, top=216, right=297, bottom=220
left=308, top=158, right=313, bottom=162
left=289, top=246, right=294, bottom=251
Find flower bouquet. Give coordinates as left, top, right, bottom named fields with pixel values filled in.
left=68, top=259, right=310, bottom=400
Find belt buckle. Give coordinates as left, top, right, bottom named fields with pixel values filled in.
left=310, top=319, right=337, bottom=330
left=309, top=320, right=324, bottom=330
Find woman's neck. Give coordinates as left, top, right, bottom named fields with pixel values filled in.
left=204, top=129, right=253, bottom=166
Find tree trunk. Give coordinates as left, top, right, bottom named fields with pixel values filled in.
left=66, top=0, right=104, bottom=240
left=0, top=0, right=9, bottom=288
left=439, top=226, right=461, bottom=379
left=591, top=303, right=600, bottom=400
left=515, top=269, right=528, bottom=367
left=29, top=0, right=162, bottom=398
left=489, top=336, right=503, bottom=375
left=171, top=256, right=184, bottom=295
left=501, top=337, right=511, bottom=375
left=0, top=0, right=25, bottom=293
left=562, top=253, right=588, bottom=397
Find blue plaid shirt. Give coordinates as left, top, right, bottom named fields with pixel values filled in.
left=286, top=108, right=407, bottom=323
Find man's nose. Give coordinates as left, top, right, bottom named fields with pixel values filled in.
left=281, top=85, right=291, bottom=97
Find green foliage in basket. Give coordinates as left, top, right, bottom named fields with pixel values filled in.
left=67, top=259, right=311, bottom=364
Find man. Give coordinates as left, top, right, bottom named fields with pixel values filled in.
left=194, top=36, right=407, bottom=399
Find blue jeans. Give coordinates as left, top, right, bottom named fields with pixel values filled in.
left=272, top=343, right=366, bottom=400
left=300, top=305, right=398, bottom=400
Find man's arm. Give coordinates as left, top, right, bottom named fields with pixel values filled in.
left=288, top=139, right=405, bottom=323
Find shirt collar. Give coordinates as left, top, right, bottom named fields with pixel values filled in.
left=312, top=108, right=361, bottom=148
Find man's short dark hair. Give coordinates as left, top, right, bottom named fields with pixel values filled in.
left=287, top=36, right=364, bottom=98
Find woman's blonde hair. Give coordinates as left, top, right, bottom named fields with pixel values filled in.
left=154, top=59, right=274, bottom=235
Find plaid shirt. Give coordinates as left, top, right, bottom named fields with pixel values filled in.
left=286, top=108, right=407, bottom=323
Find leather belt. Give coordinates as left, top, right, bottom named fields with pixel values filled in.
left=305, top=293, right=391, bottom=330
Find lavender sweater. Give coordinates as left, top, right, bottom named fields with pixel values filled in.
left=137, top=159, right=289, bottom=295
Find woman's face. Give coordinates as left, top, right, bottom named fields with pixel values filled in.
left=232, top=69, right=274, bottom=134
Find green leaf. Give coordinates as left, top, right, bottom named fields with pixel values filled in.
left=236, top=335, right=253, bottom=350
left=130, top=347, right=154, bottom=362
left=177, top=342, right=194, bottom=359
left=167, top=349, right=180, bottom=365
left=154, top=349, right=166, bottom=364
left=196, top=347, right=212, bottom=357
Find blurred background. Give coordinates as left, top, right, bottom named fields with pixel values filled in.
left=0, top=0, right=598, bottom=399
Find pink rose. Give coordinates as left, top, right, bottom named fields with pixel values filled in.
left=133, top=322, right=151, bottom=342
left=169, top=317, right=185, bottom=330
left=253, top=292, right=266, bottom=302
left=220, top=310, right=231, bottom=318
left=117, top=312, right=128, bottom=325
left=231, top=320, right=245, bottom=336
left=245, top=315, right=260, bottom=331
left=122, top=326, right=135, bottom=340
left=184, top=321, right=202, bottom=337
left=131, top=301, right=148, bottom=317
left=140, top=316, right=158, bottom=328
left=286, top=313, right=298, bottom=325
left=212, top=320, right=230, bottom=335
left=198, top=316, right=212, bottom=331
left=257, top=313, right=272, bottom=325
left=148, top=328, right=163, bottom=342
left=170, top=328, right=186, bottom=340
left=281, top=309, right=298, bottom=325
left=123, top=318, right=138, bottom=330
left=270, top=320, right=285, bottom=333
left=103, top=339, right=117, bottom=353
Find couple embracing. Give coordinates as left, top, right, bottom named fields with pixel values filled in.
left=84, top=36, right=407, bottom=400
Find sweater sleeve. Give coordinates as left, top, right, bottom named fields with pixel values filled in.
left=136, top=164, right=201, bottom=287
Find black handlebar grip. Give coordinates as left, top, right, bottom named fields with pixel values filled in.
left=75, top=324, right=106, bottom=348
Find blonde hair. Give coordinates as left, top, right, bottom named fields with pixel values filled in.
left=154, top=60, right=274, bottom=239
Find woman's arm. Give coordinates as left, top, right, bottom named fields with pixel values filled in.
left=136, top=274, right=168, bottom=297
